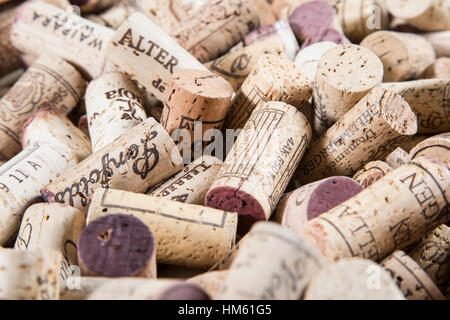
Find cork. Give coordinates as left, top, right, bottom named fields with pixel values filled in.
left=312, top=44, right=384, bottom=135
left=160, top=69, right=234, bottom=150
left=14, top=203, right=86, bottom=281
left=421, top=58, right=450, bottom=79
left=272, top=177, right=363, bottom=234
left=0, top=55, right=86, bottom=159
left=251, top=0, right=278, bottom=26
left=87, top=188, right=238, bottom=269
left=295, top=86, right=418, bottom=185
left=385, top=0, right=450, bottom=32
left=216, top=222, right=325, bottom=300
left=147, top=155, right=223, bottom=205
left=187, top=270, right=228, bottom=299
left=385, top=147, right=410, bottom=169
left=300, top=157, right=450, bottom=262
left=381, top=80, right=449, bottom=135
left=41, top=117, right=183, bottom=213
left=171, top=0, right=261, bottom=63
left=11, top=1, right=115, bottom=79
left=223, top=55, right=312, bottom=131
left=72, top=0, right=118, bottom=13
left=381, top=250, right=446, bottom=300
left=409, top=224, right=450, bottom=288
left=156, top=282, right=211, bottom=300
left=77, top=115, right=90, bottom=138
left=361, top=31, right=436, bottom=82
left=94, top=0, right=137, bottom=29
left=0, top=6, right=22, bottom=78
left=78, top=214, right=157, bottom=278
left=206, top=36, right=287, bottom=92
left=21, top=108, right=92, bottom=162
left=0, top=142, right=78, bottom=245
left=209, top=234, right=249, bottom=271
left=353, top=161, right=392, bottom=189
left=271, top=0, right=311, bottom=20
left=409, top=133, right=450, bottom=169
left=0, top=248, right=61, bottom=300
left=424, top=31, right=450, bottom=58
left=85, top=72, right=147, bottom=152
left=106, top=12, right=208, bottom=102
left=304, top=258, right=405, bottom=300
left=207, top=101, right=312, bottom=234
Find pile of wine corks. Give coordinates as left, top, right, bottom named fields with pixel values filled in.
left=0, top=0, right=448, bottom=301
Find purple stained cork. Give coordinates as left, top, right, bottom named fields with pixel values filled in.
left=156, top=283, right=211, bottom=300
left=78, top=214, right=156, bottom=278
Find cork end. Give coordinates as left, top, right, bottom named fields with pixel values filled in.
left=20, top=108, right=59, bottom=146
left=386, top=0, right=433, bottom=19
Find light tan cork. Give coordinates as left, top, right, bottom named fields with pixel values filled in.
left=353, top=161, right=392, bottom=189
left=206, top=36, right=287, bottom=92
left=216, top=222, right=325, bottom=300
left=0, top=248, right=61, bottom=300
left=381, top=250, right=446, bottom=300
left=171, top=0, right=261, bottom=63
left=361, top=31, right=435, bottom=82
left=224, top=54, right=312, bottom=130
left=386, top=0, right=450, bottom=32
left=251, top=0, right=278, bottom=25
left=409, top=133, right=450, bottom=169
left=14, top=203, right=86, bottom=281
left=295, top=86, right=417, bottom=185
left=0, top=7, right=22, bottom=78
left=188, top=270, right=229, bottom=299
left=304, top=258, right=405, bottom=300
left=385, top=147, right=410, bottom=169
left=41, top=117, right=183, bottom=213
left=21, top=108, right=92, bottom=162
left=92, top=0, right=137, bottom=29
left=87, top=188, right=238, bottom=269
left=0, top=142, right=78, bottom=245
left=421, top=58, right=450, bottom=79
left=147, top=155, right=223, bottom=205
left=381, top=79, right=449, bottom=134
left=0, top=55, right=86, bottom=159
left=312, top=44, right=384, bottom=135
left=424, top=31, right=450, bottom=58
left=85, top=72, right=147, bottom=152
left=11, top=1, right=115, bottom=79
left=300, top=157, right=450, bottom=263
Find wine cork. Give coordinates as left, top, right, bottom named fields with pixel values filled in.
left=353, top=161, right=392, bottom=189
left=271, top=0, right=311, bottom=20
left=304, top=258, right=405, bottom=300
left=300, top=157, right=450, bottom=262
left=312, top=44, right=384, bottom=135
left=361, top=31, right=436, bottom=82
left=94, top=0, right=137, bottom=29
left=209, top=234, right=248, bottom=271
left=78, top=214, right=156, bottom=278
left=206, top=36, right=287, bottom=92
left=21, top=108, right=92, bottom=162
left=0, top=142, right=78, bottom=245
left=207, top=101, right=312, bottom=234
left=41, top=117, right=183, bottom=212
left=421, top=58, right=450, bottom=79
left=216, top=222, right=325, bottom=300
left=0, top=55, right=86, bottom=159
left=87, top=188, right=238, bottom=269
left=251, top=0, right=278, bottom=26
left=72, top=0, right=118, bottom=13
left=409, top=133, right=450, bottom=169
left=381, top=250, right=446, bottom=300
left=146, top=155, right=222, bottom=205
left=381, top=80, right=449, bottom=135
left=295, top=87, right=418, bottom=185
left=14, top=203, right=86, bottom=280
left=11, top=1, right=115, bottom=79
left=0, top=248, right=61, bottom=300
left=224, top=54, right=312, bottom=131
left=0, top=6, right=22, bottom=78
left=409, top=224, right=450, bottom=288
left=385, top=147, right=410, bottom=169
left=272, top=177, right=363, bottom=234
left=156, top=282, right=211, bottom=300
left=77, top=115, right=90, bottom=138
left=160, top=69, right=234, bottom=150
left=385, top=0, right=450, bottom=32
left=187, top=270, right=228, bottom=299
left=424, top=31, right=450, bottom=58
left=171, top=0, right=260, bottom=63
left=85, top=72, right=147, bottom=152
left=106, top=12, right=208, bottom=102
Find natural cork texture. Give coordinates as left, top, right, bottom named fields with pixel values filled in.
left=385, top=147, right=410, bottom=169
left=409, top=133, right=450, bottom=169
left=0, top=55, right=86, bottom=159
left=224, top=54, right=312, bottom=130
left=295, top=86, right=418, bottom=185
left=41, top=117, right=183, bottom=213
left=171, top=0, right=260, bottom=63
left=304, top=258, right=405, bottom=300
left=421, top=58, right=450, bottom=79
left=353, top=161, right=392, bottom=189
left=360, top=31, right=436, bottom=82
left=207, top=101, right=312, bottom=235
left=188, top=270, right=228, bottom=299
left=0, top=7, right=22, bottom=78
left=381, top=250, right=446, bottom=300
left=300, top=157, right=450, bottom=262
left=216, top=222, right=325, bottom=300
left=87, top=188, right=238, bottom=269
left=312, top=44, right=384, bottom=135
left=424, top=31, right=450, bottom=58
left=85, top=72, right=147, bottom=152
